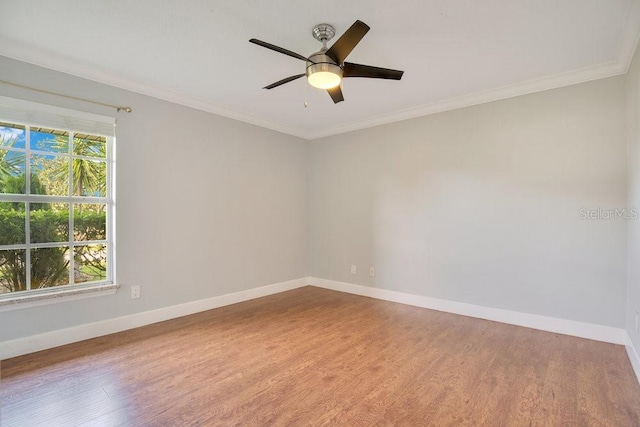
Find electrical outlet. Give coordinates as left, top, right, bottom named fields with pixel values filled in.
left=369, top=267, right=376, bottom=277
left=131, top=285, right=141, bottom=299
left=350, top=265, right=357, bottom=274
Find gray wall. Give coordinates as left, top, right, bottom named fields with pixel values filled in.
left=0, top=53, right=632, bottom=345
left=309, top=76, right=628, bottom=327
left=628, top=43, right=640, bottom=348
left=0, top=56, right=309, bottom=342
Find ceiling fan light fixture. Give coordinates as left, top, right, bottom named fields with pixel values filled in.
left=307, top=70, right=342, bottom=89
left=306, top=55, right=343, bottom=89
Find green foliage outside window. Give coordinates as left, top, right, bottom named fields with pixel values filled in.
left=0, top=130, right=108, bottom=294
left=0, top=204, right=107, bottom=293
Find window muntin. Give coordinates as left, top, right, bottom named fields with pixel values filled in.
left=0, top=121, right=113, bottom=295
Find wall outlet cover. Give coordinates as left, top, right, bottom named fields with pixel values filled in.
left=131, top=285, right=141, bottom=299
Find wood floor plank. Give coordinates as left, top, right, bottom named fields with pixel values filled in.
left=2, top=286, right=639, bottom=426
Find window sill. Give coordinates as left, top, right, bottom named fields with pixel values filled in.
left=0, top=283, right=120, bottom=312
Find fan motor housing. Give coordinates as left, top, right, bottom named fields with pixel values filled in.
left=306, top=51, right=343, bottom=79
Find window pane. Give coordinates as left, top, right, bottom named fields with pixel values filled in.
left=31, top=247, right=70, bottom=289
left=30, top=154, right=69, bottom=196
left=30, top=204, right=69, bottom=243
left=74, top=244, right=106, bottom=283
left=0, top=202, right=26, bottom=245
left=0, top=249, right=27, bottom=294
left=73, top=159, right=106, bottom=197
left=74, top=204, right=106, bottom=241
left=0, top=149, right=26, bottom=194
left=30, top=129, right=68, bottom=154
left=0, top=123, right=26, bottom=149
left=73, top=135, right=106, bottom=158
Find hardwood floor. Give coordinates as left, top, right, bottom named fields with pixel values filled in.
left=2, top=286, right=640, bottom=426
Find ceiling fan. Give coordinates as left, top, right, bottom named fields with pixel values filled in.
left=249, top=20, right=404, bottom=104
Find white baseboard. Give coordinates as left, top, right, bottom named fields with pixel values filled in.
left=310, top=277, right=627, bottom=345
left=1, top=276, right=630, bottom=361
left=0, top=277, right=310, bottom=360
left=626, top=333, right=640, bottom=383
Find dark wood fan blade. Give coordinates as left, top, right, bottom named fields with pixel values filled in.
left=264, top=74, right=306, bottom=89
left=327, top=86, right=344, bottom=104
left=325, top=20, right=370, bottom=64
left=249, top=39, right=310, bottom=63
left=343, top=62, right=404, bottom=80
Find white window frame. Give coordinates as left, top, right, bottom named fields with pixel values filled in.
left=0, top=97, right=118, bottom=309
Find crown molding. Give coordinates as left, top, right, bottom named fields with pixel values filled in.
left=309, top=0, right=640, bottom=140
left=0, top=40, right=309, bottom=139
left=306, top=60, right=627, bottom=140
left=2, top=2, right=640, bottom=142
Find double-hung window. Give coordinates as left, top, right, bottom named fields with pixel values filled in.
left=0, top=96, right=115, bottom=300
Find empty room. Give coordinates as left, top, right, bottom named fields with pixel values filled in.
left=2, top=1, right=640, bottom=425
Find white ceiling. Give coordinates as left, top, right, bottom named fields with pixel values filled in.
left=0, top=0, right=639, bottom=139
